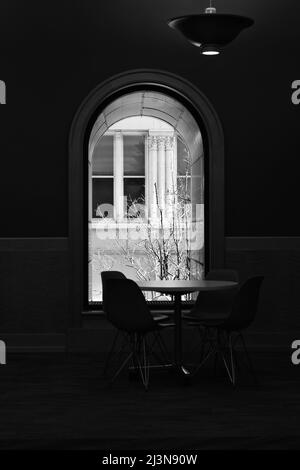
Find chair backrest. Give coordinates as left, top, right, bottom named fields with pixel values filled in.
left=101, top=271, right=127, bottom=313
left=105, top=278, right=157, bottom=333
left=223, top=276, right=264, bottom=331
left=190, top=269, right=239, bottom=317
left=206, top=269, right=239, bottom=282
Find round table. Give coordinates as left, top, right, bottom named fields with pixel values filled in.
left=138, top=280, right=238, bottom=377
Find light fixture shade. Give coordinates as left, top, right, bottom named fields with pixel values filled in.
left=168, top=14, right=254, bottom=50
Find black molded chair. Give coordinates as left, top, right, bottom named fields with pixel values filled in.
left=101, top=271, right=169, bottom=323
left=105, top=278, right=174, bottom=389
left=101, top=271, right=169, bottom=377
left=206, top=269, right=239, bottom=282
left=101, top=271, right=127, bottom=314
left=184, top=269, right=239, bottom=323
left=193, top=276, right=264, bottom=385
left=101, top=271, right=127, bottom=377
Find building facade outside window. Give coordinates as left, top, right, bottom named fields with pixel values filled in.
left=88, top=115, right=204, bottom=303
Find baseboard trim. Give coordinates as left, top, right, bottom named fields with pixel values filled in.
left=1, top=334, right=66, bottom=352
left=0, top=236, right=299, bottom=252
left=0, top=330, right=293, bottom=353
left=0, top=238, right=68, bottom=252
left=67, top=328, right=294, bottom=353
left=226, top=237, right=300, bottom=251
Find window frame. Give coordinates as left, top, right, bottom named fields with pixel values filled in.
left=69, top=70, right=225, bottom=322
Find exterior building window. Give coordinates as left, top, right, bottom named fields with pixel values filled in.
left=92, top=135, right=114, bottom=218
left=124, top=135, right=145, bottom=217
left=92, top=132, right=146, bottom=219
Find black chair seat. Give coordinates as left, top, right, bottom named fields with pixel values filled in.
left=185, top=270, right=239, bottom=325
left=187, top=318, right=225, bottom=327
left=184, top=312, right=228, bottom=322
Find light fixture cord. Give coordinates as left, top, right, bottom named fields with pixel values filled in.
left=205, top=0, right=216, bottom=14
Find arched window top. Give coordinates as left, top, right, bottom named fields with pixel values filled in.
left=88, top=90, right=202, bottom=166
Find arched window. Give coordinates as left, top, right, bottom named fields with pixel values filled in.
left=88, top=100, right=204, bottom=303
left=69, top=71, right=224, bottom=321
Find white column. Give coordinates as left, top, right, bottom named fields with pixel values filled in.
left=173, top=135, right=178, bottom=193
left=157, top=136, right=166, bottom=210
left=148, top=136, right=158, bottom=219
left=113, top=132, right=124, bottom=220
left=165, top=135, right=176, bottom=203
left=191, top=139, right=204, bottom=222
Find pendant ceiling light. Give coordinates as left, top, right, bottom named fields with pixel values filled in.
left=168, top=1, right=254, bottom=55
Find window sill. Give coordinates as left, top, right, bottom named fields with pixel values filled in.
left=83, top=300, right=195, bottom=315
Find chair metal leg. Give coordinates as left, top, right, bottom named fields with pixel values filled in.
left=229, top=333, right=236, bottom=385
left=192, top=328, right=250, bottom=387
left=192, top=330, right=219, bottom=375
left=109, top=350, right=134, bottom=384
left=135, top=336, right=150, bottom=390
left=107, top=332, right=162, bottom=390
left=146, top=331, right=163, bottom=365
left=217, top=331, right=234, bottom=384
left=128, top=336, right=140, bottom=381
left=221, top=332, right=257, bottom=386
left=108, top=332, right=136, bottom=384
left=129, top=331, right=173, bottom=380
left=190, top=327, right=233, bottom=383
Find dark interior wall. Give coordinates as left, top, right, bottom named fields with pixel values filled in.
left=0, top=0, right=299, bottom=237
left=0, top=1, right=299, bottom=345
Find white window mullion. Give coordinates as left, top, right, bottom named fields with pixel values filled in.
left=148, top=136, right=158, bottom=220
left=113, top=131, right=124, bottom=220
left=157, top=136, right=166, bottom=210
left=145, top=134, right=149, bottom=219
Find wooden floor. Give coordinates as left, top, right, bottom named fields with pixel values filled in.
left=0, top=351, right=299, bottom=450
